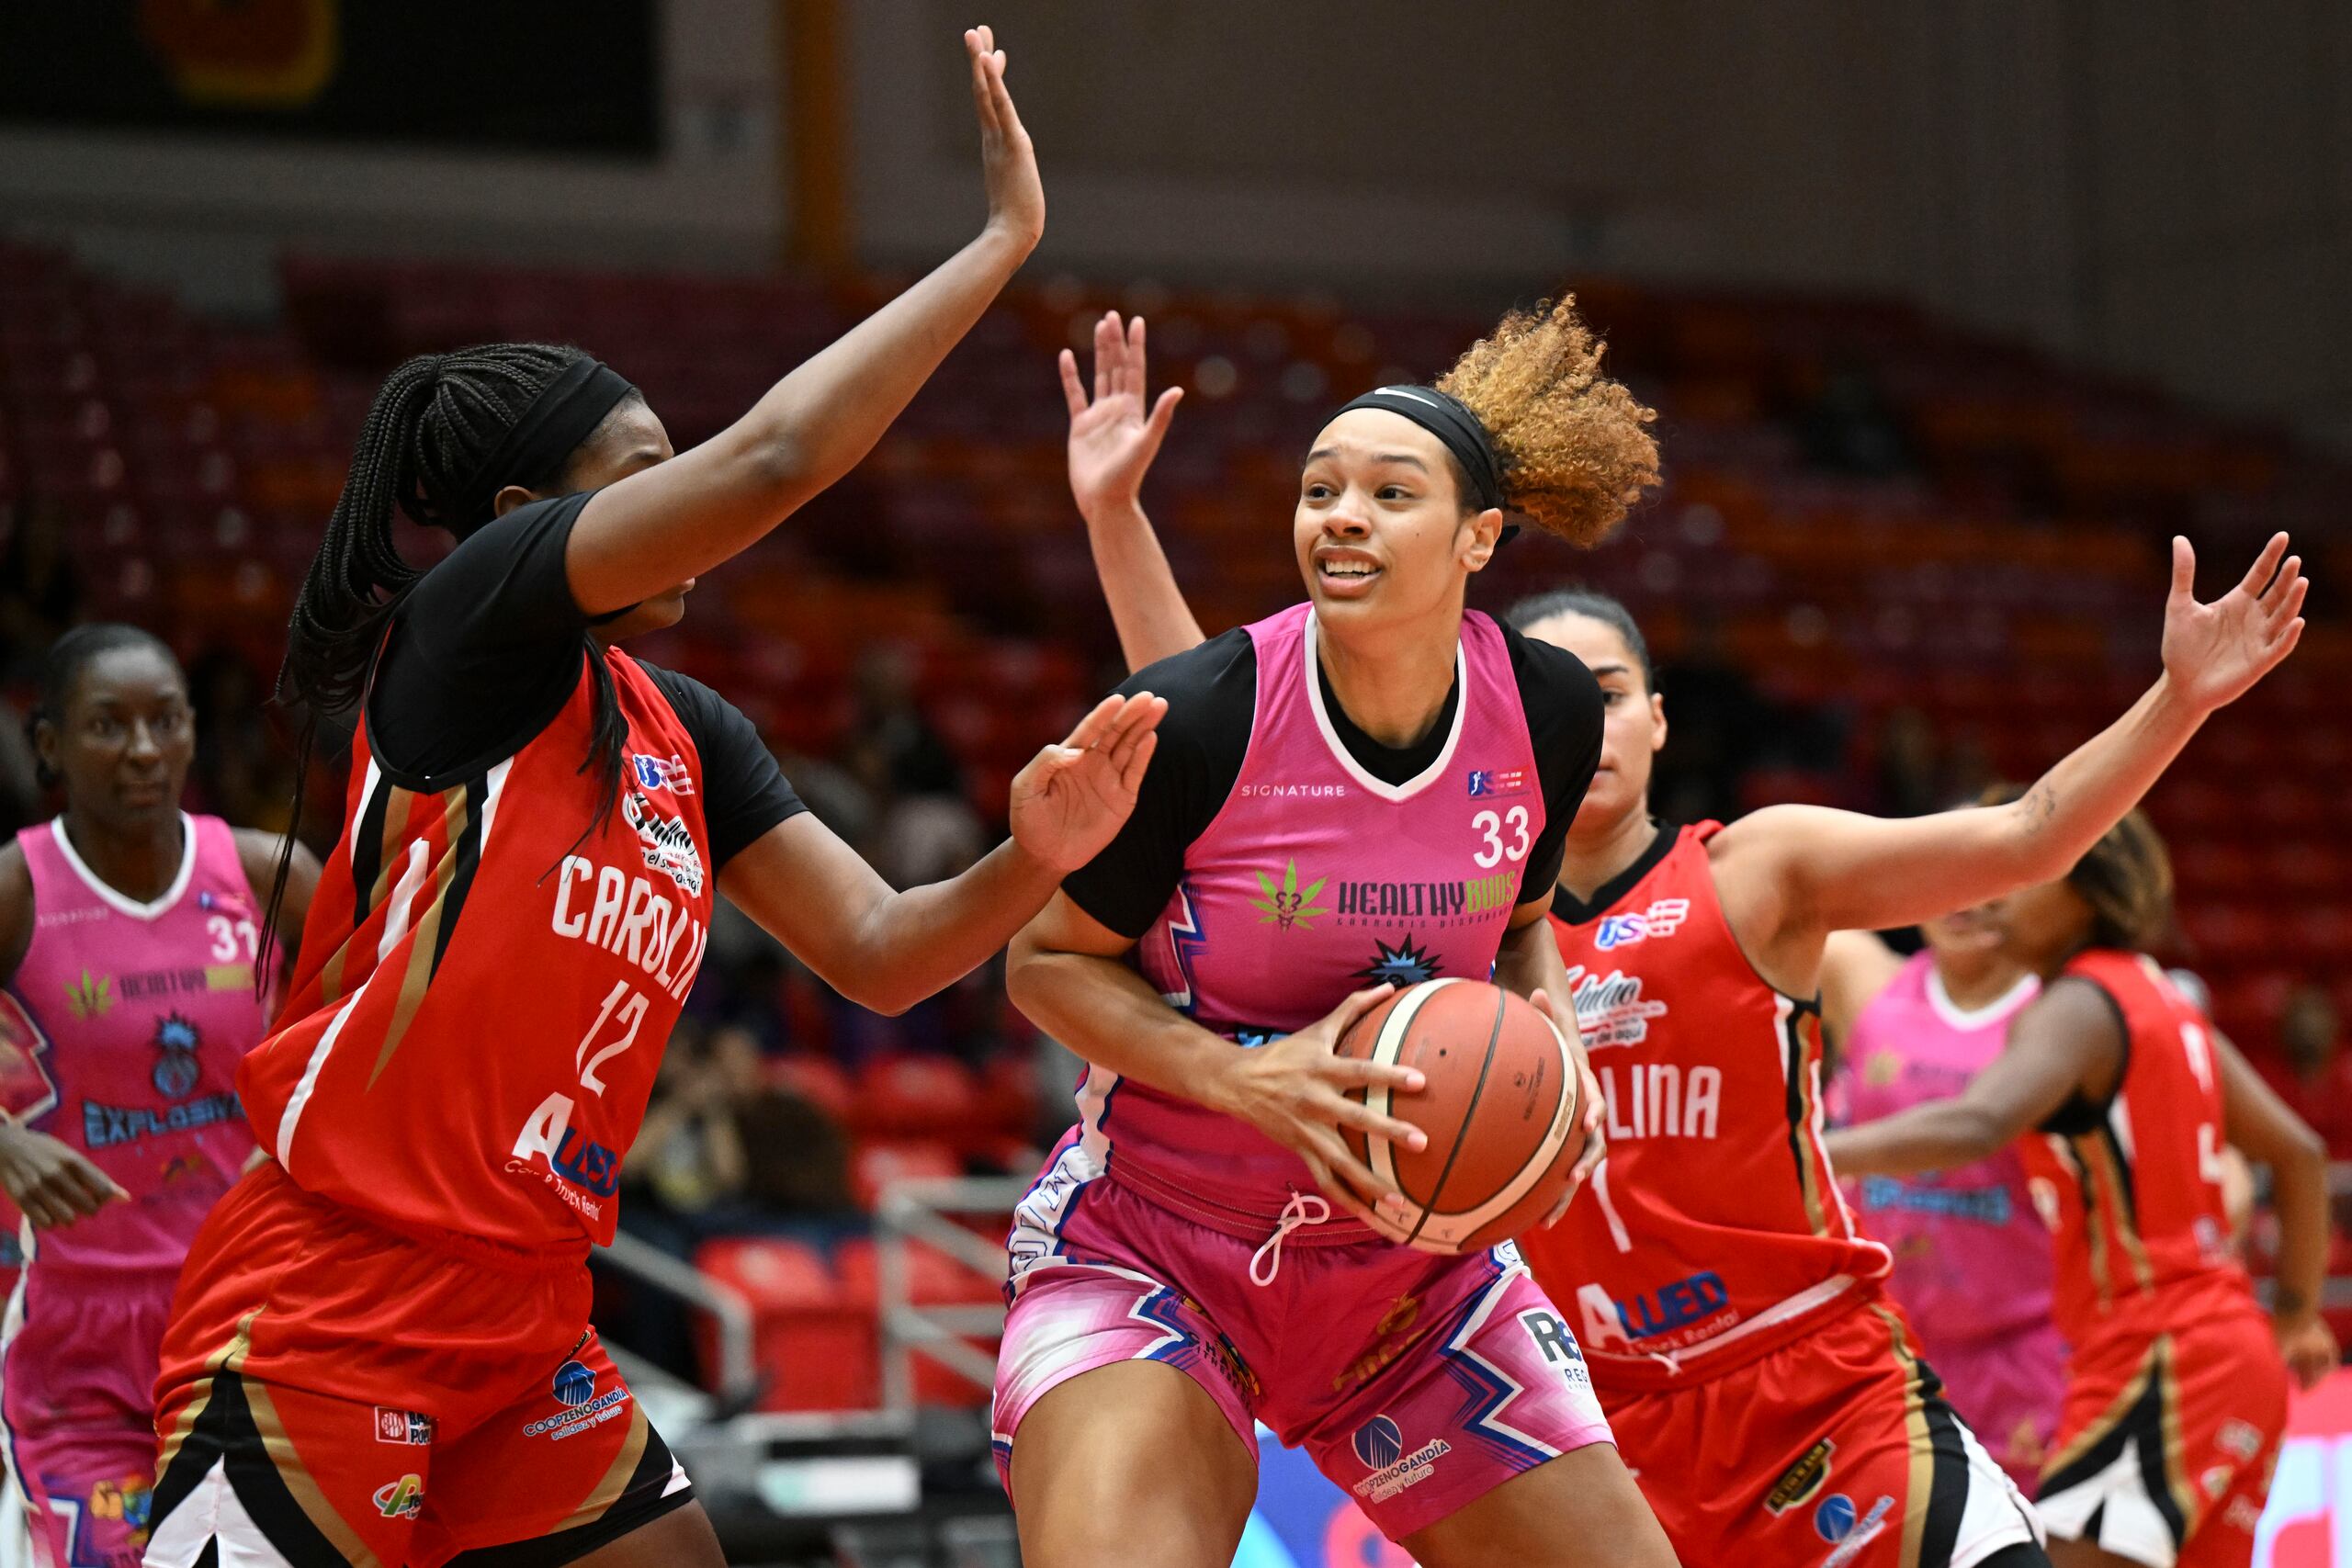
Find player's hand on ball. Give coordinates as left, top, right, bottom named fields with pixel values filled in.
left=965, top=26, right=1044, bottom=251
left=1530, top=987, right=1607, bottom=1227
left=2160, top=531, right=2307, bottom=713
left=1208, top=984, right=1428, bottom=1224
left=0, top=1122, right=127, bottom=1230
left=1062, top=311, right=1182, bottom=525
left=2276, top=1309, right=2339, bottom=1392
left=1008, top=693, right=1166, bottom=874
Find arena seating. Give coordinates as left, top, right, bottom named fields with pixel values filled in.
left=5, top=235, right=2346, bottom=1399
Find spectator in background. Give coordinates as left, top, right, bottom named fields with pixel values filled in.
left=1797, top=366, right=1917, bottom=479
left=1873, top=705, right=1943, bottom=818
left=186, top=647, right=296, bottom=831
left=0, top=502, right=84, bottom=684
left=2261, top=984, right=2352, bottom=1157
left=1650, top=618, right=1772, bottom=822
left=843, top=642, right=962, bottom=800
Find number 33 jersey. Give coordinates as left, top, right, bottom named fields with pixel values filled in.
left=241, top=649, right=752, bottom=1253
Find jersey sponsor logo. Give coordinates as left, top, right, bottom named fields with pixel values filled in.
left=523, top=1360, right=630, bottom=1441
left=373, top=1474, right=424, bottom=1520
left=509, top=1097, right=624, bottom=1210
left=1335, top=872, right=1519, bottom=924
left=1566, top=966, right=1668, bottom=1048
left=151, top=1012, right=202, bottom=1099
left=1348, top=1416, right=1450, bottom=1504
left=0, top=990, right=59, bottom=1122
left=1815, top=1493, right=1893, bottom=1565
left=1518, top=1307, right=1591, bottom=1384
left=1357, top=935, right=1441, bottom=987
left=1466, top=768, right=1528, bottom=797
left=1857, top=1176, right=2011, bottom=1224
left=1766, top=1438, right=1835, bottom=1515
left=81, top=1472, right=153, bottom=1540
left=1332, top=1293, right=1423, bottom=1393
left=2218, top=1419, right=2265, bottom=1461
left=34, top=905, right=107, bottom=930
left=1236, top=782, right=1347, bottom=799
left=84, top=1091, right=243, bottom=1149
left=549, top=855, right=708, bottom=1002
left=373, top=1407, right=435, bottom=1446
left=1594, top=1064, right=1721, bottom=1141
left=106, top=964, right=253, bottom=1000
left=1250, top=860, right=1332, bottom=931
left=629, top=753, right=695, bottom=795
left=1576, top=1269, right=1733, bottom=1351
left=66, top=968, right=114, bottom=1020
left=622, top=790, right=705, bottom=897
left=1592, top=898, right=1690, bottom=951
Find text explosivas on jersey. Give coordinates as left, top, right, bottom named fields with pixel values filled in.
left=236, top=649, right=717, bottom=1252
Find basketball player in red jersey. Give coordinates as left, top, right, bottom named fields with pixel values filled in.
left=141, top=31, right=1164, bottom=1568
left=1828, top=807, right=2333, bottom=1568
left=1060, top=311, right=2310, bottom=1567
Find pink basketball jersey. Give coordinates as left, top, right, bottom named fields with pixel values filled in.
left=1105, top=604, right=1544, bottom=1231
left=1836, top=952, right=2050, bottom=1346
left=6, top=814, right=269, bottom=1270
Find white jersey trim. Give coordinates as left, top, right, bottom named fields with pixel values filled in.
left=1925, top=968, right=2041, bottom=1033
left=48, top=812, right=197, bottom=921
left=1300, top=612, right=1466, bottom=804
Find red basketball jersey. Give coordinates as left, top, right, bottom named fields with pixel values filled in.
left=1519, top=822, right=1891, bottom=1388
left=2018, top=949, right=2249, bottom=1346
left=238, top=648, right=715, bottom=1253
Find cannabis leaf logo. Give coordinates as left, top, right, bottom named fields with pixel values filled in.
left=1249, top=860, right=1331, bottom=931
left=66, top=969, right=114, bottom=1021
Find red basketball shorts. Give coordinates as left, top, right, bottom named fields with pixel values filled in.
left=144, top=1162, right=691, bottom=1568
left=1600, top=1300, right=2041, bottom=1568
left=2034, top=1286, right=2288, bottom=1568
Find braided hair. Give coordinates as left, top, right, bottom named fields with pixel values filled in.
left=27, top=623, right=180, bottom=789
left=267, top=343, right=634, bottom=956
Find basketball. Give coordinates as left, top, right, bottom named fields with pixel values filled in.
left=1337, top=978, right=1583, bottom=1254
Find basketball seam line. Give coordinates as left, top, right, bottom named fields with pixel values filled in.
left=1404, top=986, right=1508, bottom=1247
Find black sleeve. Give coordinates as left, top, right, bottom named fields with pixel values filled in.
left=1058, top=630, right=1257, bottom=940
left=367, top=492, right=599, bottom=782
left=1504, top=620, right=1606, bottom=902
left=640, top=664, right=808, bottom=870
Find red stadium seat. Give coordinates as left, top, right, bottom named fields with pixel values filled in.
left=850, top=1139, right=963, bottom=1211
left=694, top=1237, right=878, bottom=1411
left=850, top=1055, right=982, bottom=1141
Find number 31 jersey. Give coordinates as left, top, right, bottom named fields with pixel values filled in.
left=239, top=649, right=718, bottom=1255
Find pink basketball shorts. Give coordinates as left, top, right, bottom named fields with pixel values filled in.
left=990, top=1140, right=1616, bottom=1541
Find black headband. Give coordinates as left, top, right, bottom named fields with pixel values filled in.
left=448, top=357, right=636, bottom=532
left=1332, top=384, right=1507, bottom=514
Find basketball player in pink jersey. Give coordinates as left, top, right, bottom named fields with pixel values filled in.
left=0, top=625, right=320, bottom=1568
left=1823, top=910, right=2061, bottom=1488
left=1064, top=307, right=2310, bottom=1566
left=997, top=302, right=1676, bottom=1568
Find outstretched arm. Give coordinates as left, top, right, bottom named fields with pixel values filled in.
left=1717, top=533, right=2307, bottom=942
left=1062, top=311, right=1207, bottom=671
left=562, top=28, right=1045, bottom=615
left=1825, top=977, right=2122, bottom=1177
left=2215, top=1029, right=2338, bottom=1387
left=719, top=693, right=1161, bottom=1016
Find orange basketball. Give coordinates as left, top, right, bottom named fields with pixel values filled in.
left=1337, top=978, right=1583, bottom=1254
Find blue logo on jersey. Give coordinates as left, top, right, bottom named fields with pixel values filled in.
left=1612, top=1270, right=1731, bottom=1341
left=152, top=1012, right=202, bottom=1099
left=552, top=1359, right=597, bottom=1408
left=550, top=1127, right=623, bottom=1197
left=1356, top=935, right=1440, bottom=987
left=1815, top=1494, right=1858, bottom=1543
left=628, top=753, right=695, bottom=795
left=1466, top=769, right=1527, bottom=797
left=1352, top=1415, right=1404, bottom=1470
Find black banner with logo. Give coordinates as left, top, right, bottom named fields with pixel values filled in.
left=0, top=1, right=658, bottom=156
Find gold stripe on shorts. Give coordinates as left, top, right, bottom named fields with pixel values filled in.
left=551, top=1399, right=654, bottom=1533
left=243, top=1378, right=386, bottom=1568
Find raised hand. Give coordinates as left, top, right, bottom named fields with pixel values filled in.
left=2161, top=532, right=2308, bottom=713
left=1008, top=692, right=1167, bottom=874
left=1061, top=311, right=1183, bottom=525
left=965, top=25, right=1043, bottom=251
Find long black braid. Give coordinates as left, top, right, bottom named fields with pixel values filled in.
left=264, top=343, right=633, bottom=964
